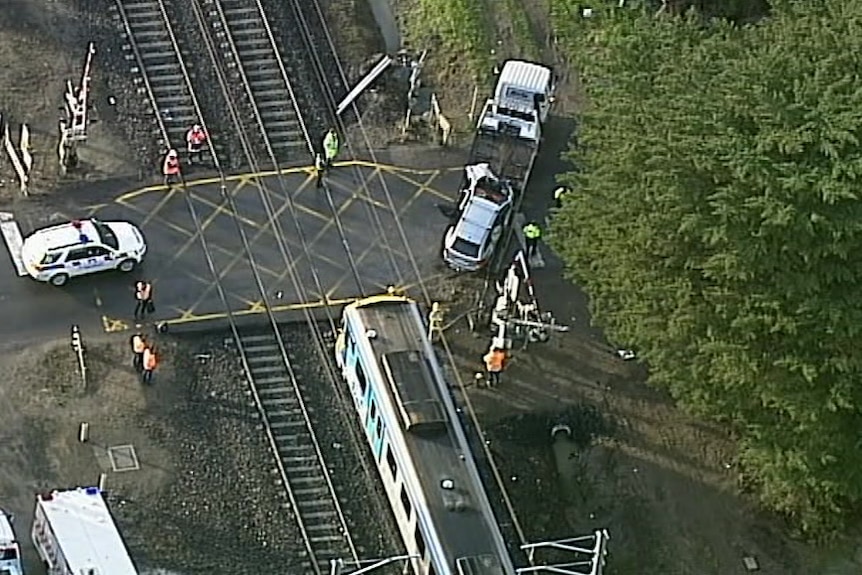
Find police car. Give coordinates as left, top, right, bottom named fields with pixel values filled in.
left=20, top=219, right=147, bottom=286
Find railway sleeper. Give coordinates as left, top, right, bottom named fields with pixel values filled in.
left=304, top=524, right=340, bottom=535
left=282, top=455, right=317, bottom=464
left=244, top=343, right=279, bottom=353
left=140, top=51, right=178, bottom=62
left=269, top=419, right=307, bottom=429
left=309, top=534, right=344, bottom=543
left=224, top=17, right=264, bottom=27
left=247, top=365, right=284, bottom=374
left=274, top=438, right=311, bottom=449
left=289, top=474, right=326, bottom=485
left=234, top=37, right=270, bottom=49
left=248, top=78, right=285, bottom=89
left=240, top=334, right=278, bottom=344
left=294, top=487, right=329, bottom=498
left=286, top=465, right=322, bottom=475
left=144, top=63, right=183, bottom=74
left=299, top=498, right=336, bottom=509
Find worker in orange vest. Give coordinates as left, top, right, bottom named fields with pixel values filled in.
left=130, top=332, right=147, bottom=372
left=141, top=345, right=159, bottom=385
left=186, top=124, right=208, bottom=165
left=162, top=148, right=181, bottom=186
left=483, top=346, right=508, bottom=387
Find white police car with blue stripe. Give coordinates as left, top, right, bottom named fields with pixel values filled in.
left=21, top=218, right=147, bottom=287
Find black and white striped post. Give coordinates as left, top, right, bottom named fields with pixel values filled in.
left=70, top=325, right=87, bottom=390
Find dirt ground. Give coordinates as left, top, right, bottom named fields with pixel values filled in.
left=0, top=0, right=137, bottom=202
left=1, top=1, right=861, bottom=575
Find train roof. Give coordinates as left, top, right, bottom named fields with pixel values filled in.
left=346, top=297, right=514, bottom=574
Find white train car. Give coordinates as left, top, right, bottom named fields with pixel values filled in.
left=335, top=294, right=515, bottom=575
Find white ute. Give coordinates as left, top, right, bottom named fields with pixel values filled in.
left=32, top=487, right=139, bottom=575
left=0, top=509, right=23, bottom=575
left=21, top=218, right=147, bottom=287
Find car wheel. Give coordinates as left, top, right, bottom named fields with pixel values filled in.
left=118, top=259, right=136, bottom=273
left=49, top=273, right=69, bottom=287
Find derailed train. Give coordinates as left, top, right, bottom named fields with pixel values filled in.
left=336, top=294, right=513, bottom=575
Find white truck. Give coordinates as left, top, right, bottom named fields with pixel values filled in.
left=0, top=509, right=24, bottom=575
left=31, top=487, right=138, bottom=575
left=443, top=59, right=555, bottom=271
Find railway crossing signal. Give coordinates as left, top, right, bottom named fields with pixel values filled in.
left=58, top=42, right=95, bottom=175
left=490, top=250, right=568, bottom=350
left=70, top=324, right=88, bottom=389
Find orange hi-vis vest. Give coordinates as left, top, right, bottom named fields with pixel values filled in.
left=163, top=155, right=180, bottom=176
left=187, top=128, right=207, bottom=146
left=484, top=350, right=506, bottom=373
left=143, top=348, right=158, bottom=371
left=131, top=335, right=146, bottom=354
left=136, top=281, right=152, bottom=301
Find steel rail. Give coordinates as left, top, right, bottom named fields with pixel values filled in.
left=286, top=0, right=535, bottom=554
left=189, top=0, right=361, bottom=570
left=114, top=1, right=357, bottom=572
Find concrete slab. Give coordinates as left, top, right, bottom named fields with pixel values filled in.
left=82, top=158, right=463, bottom=329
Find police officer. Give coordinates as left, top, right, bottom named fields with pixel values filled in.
left=322, top=128, right=339, bottom=168
left=314, top=152, right=326, bottom=189
left=162, top=149, right=180, bottom=186
left=554, top=186, right=569, bottom=210
left=523, top=221, right=542, bottom=258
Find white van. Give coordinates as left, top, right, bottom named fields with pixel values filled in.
left=0, top=509, right=23, bottom=575
left=21, top=218, right=147, bottom=286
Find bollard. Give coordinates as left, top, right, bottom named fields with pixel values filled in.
left=98, top=472, right=107, bottom=491
left=78, top=422, right=89, bottom=443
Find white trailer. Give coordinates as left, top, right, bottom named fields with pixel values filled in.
left=31, top=487, right=138, bottom=575
left=0, top=509, right=24, bottom=575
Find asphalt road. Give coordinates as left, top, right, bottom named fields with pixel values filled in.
left=0, top=150, right=465, bottom=340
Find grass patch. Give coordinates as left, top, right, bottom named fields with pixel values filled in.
left=405, top=0, right=492, bottom=81
left=501, top=0, right=542, bottom=60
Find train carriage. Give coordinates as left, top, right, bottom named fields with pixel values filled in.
left=335, top=295, right=515, bottom=575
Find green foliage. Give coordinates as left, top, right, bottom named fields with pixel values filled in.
left=407, top=0, right=491, bottom=80
left=548, top=0, right=862, bottom=536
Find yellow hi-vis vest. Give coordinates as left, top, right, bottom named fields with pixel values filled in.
left=523, top=223, right=542, bottom=239
left=323, top=131, right=339, bottom=160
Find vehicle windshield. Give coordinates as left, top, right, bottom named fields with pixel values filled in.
left=451, top=237, right=481, bottom=259
left=0, top=546, right=18, bottom=560
left=40, top=252, right=62, bottom=265
left=92, top=220, right=119, bottom=250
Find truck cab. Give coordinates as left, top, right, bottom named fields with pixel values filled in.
left=478, top=59, right=555, bottom=143
left=0, top=510, right=23, bottom=575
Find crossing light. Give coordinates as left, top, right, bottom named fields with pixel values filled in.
left=70, top=325, right=84, bottom=353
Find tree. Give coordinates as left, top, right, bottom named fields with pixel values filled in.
left=548, top=0, right=862, bottom=535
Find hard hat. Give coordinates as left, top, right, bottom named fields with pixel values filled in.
left=193, top=124, right=201, bottom=131
left=167, top=149, right=177, bottom=157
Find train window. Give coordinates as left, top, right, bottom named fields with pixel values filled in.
left=369, top=399, right=377, bottom=421
left=400, top=484, right=412, bottom=517
left=414, top=528, right=426, bottom=557
left=376, top=418, right=383, bottom=438
left=356, top=362, right=368, bottom=394
left=386, top=447, right=397, bottom=477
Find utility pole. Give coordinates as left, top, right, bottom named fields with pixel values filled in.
left=58, top=42, right=95, bottom=175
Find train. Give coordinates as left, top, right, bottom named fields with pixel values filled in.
left=335, top=294, right=515, bottom=575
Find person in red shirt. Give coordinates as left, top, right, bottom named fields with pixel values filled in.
left=162, top=149, right=180, bottom=186
left=186, top=124, right=208, bottom=165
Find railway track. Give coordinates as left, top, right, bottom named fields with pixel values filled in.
left=114, top=0, right=358, bottom=571
left=229, top=332, right=355, bottom=572
left=113, top=0, right=217, bottom=158
left=201, top=0, right=306, bottom=157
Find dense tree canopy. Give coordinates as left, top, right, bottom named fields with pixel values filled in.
left=548, top=0, right=862, bottom=535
